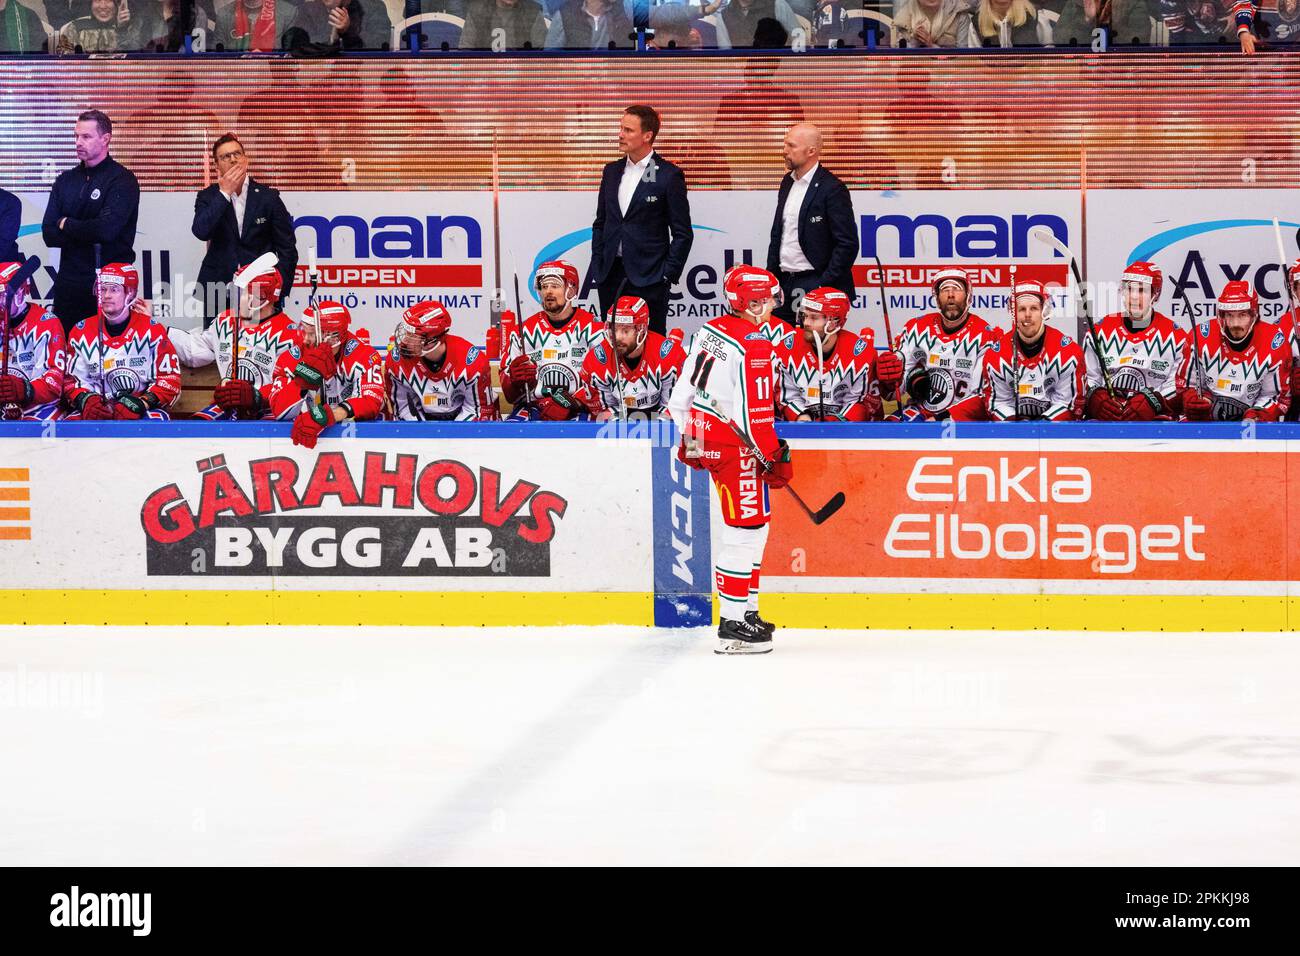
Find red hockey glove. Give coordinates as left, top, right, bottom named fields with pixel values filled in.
left=1292, top=372, right=1300, bottom=399
left=291, top=404, right=331, bottom=449
left=676, top=437, right=706, bottom=471
left=214, top=379, right=259, bottom=413
left=506, top=353, right=537, bottom=387
left=293, top=344, right=337, bottom=389
left=873, top=350, right=904, bottom=387
left=1086, top=389, right=1125, bottom=421
left=535, top=392, right=578, bottom=420
left=762, top=440, right=794, bottom=489
left=1122, top=390, right=1161, bottom=421
left=76, top=393, right=112, bottom=420
left=1182, top=388, right=1213, bottom=421
left=485, top=326, right=501, bottom=363
left=112, top=394, right=150, bottom=420
left=1243, top=407, right=1277, bottom=422
left=0, top=375, right=32, bottom=406
left=667, top=328, right=685, bottom=348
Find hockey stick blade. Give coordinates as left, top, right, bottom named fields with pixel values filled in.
left=233, top=252, right=279, bottom=291
left=792, top=487, right=846, bottom=525
left=5, top=255, right=41, bottom=294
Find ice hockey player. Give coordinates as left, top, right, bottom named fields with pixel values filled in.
left=0, top=260, right=65, bottom=421
left=500, top=260, right=603, bottom=420
left=268, top=300, right=385, bottom=448
left=62, top=263, right=180, bottom=420
left=875, top=268, right=1000, bottom=421
left=168, top=260, right=298, bottom=420
left=1179, top=281, right=1290, bottom=422
left=1272, top=259, right=1300, bottom=421
left=667, top=265, right=792, bottom=655
left=386, top=299, right=498, bottom=421
left=575, top=295, right=686, bottom=420
left=773, top=286, right=880, bottom=421
left=981, top=279, right=1086, bottom=421
left=1082, top=261, right=1187, bottom=421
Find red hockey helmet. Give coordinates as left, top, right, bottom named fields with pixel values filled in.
left=235, top=261, right=284, bottom=308
left=97, top=262, right=139, bottom=304
left=396, top=299, right=452, bottom=358
left=534, top=260, right=580, bottom=295
left=1121, top=261, right=1163, bottom=301
left=931, top=267, right=971, bottom=299
left=1011, top=277, right=1051, bottom=326
left=722, top=265, right=782, bottom=317
left=1288, top=258, right=1300, bottom=293
left=1217, top=280, right=1258, bottom=313
left=0, top=261, right=30, bottom=313
left=607, top=295, right=650, bottom=350
left=796, top=287, right=851, bottom=331
left=302, top=300, right=351, bottom=345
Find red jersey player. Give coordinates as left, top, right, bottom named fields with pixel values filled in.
left=386, top=299, right=498, bottom=421
left=981, top=279, right=1086, bottom=421
left=168, top=260, right=299, bottom=420
left=667, top=266, right=793, bottom=655
left=773, top=286, right=881, bottom=422
left=576, top=295, right=686, bottom=420
left=0, top=260, right=65, bottom=421
left=1082, top=261, right=1188, bottom=421
left=1273, top=259, right=1300, bottom=420
left=876, top=268, right=1001, bottom=421
left=1179, top=281, right=1290, bottom=422
left=500, top=260, right=603, bottom=421
left=269, top=300, right=385, bottom=448
left=63, top=263, right=181, bottom=420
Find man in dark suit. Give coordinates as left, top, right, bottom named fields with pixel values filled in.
left=587, top=106, right=693, bottom=336
left=0, top=188, right=19, bottom=262
left=192, top=133, right=298, bottom=326
left=767, top=123, right=858, bottom=325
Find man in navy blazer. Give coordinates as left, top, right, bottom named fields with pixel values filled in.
left=192, top=133, right=298, bottom=327
left=767, top=124, right=858, bottom=325
left=587, top=106, right=693, bottom=335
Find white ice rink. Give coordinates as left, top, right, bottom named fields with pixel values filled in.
left=1, top=625, right=1297, bottom=866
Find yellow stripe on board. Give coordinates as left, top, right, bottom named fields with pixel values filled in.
left=762, top=593, right=1300, bottom=633
left=0, top=468, right=30, bottom=481
left=0, top=590, right=650, bottom=627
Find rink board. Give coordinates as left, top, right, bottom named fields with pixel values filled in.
left=1, top=422, right=1299, bottom=630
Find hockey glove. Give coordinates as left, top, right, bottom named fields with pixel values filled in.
left=762, top=439, right=794, bottom=489
left=1182, top=388, right=1213, bottom=421
left=1122, top=389, right=1162, bottom=421
left=676, top=437, right=706, bottom=471
left=1086, top=389, right=1125, bottom=421
left=291, top=403, right=332, bottom=449
left=905, top=369, right=931, bottom=405
left=484, top=326, right=501, bottom=363
left=76, top=392, right=112, bottom=420
left=874, top=350, right=904, bottom=387
left=214, top=379, right=260, bottom=414
left=112, top=394, right=151, bottom=420
left=537, top=390, right=578, bottom=421
left=292, top=344, right=337, bottom=389
left=0, top=375, right=32, bottom=406
left=506, top=354, right=538, bottom=387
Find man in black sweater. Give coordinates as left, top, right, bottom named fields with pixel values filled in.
left=41, top=109, right=140, bottom=331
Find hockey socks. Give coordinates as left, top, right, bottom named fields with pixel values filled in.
left=716, top=523, right=769, bottom=623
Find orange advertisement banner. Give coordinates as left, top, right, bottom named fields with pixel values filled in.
left=768, top=447, right=1294, bottom=582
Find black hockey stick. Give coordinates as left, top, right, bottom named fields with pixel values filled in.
left=1009, top=263, right=1022, bottom=420
left=1177, top=285, right=1209, bottom=395
left=873, top=255, right=903, bottom=408
left=701, top=393, right=846, bottom=525
left=0, top=257, right=40, bottom=420
left=1031, top=227, right=1114, bottom=396
left=94, top=243, right=111, bottom=409
left=606, top=276, right=629, bottom=421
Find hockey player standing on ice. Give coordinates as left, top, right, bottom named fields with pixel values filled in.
left=1179, top=281, right=1290, bottom=422
left=268, top=300, right=384, bottom=448
left=773, top=286, right=881, bottom=422
left=575, top=295, right=686, bottom=420
left=1082, top=261, right=1186, bottom=421
left=62, top=262, right=180, bottom=420
left=981, top=279, right=1086, bottom=421
left=168, top=261, right=299, bottom=420
left=667, top=266, right=793, bottom=655
left=1272, top=260, right=1300, bottom=421
left=875, top=268, right=1000, bottom=421
left=501, top=260, right=604, bottom=421
left=0, top=261, right=65, bottom=421
left=386, top=299, right=498, bottom=421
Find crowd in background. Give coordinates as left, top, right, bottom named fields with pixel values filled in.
left=0, top=0, right=1290, bottom=54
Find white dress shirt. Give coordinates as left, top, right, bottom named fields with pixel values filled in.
left=779, top=162, right=818, bottom=274
left=617, top=150, right=654, bottom=256
left=225, top=176, right=250, bottom=236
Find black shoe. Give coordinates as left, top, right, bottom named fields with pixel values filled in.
left=716, top=617, right=773, bottom=655
left=745, top=610, right=775, bottom=638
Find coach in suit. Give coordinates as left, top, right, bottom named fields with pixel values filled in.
left=192, top=133, right=298, bottom=326
left=767, top=123, right=857, bottom=325
left=588, top=105, right=693, bottom=336
left=0, top=188, right=19, bottom=262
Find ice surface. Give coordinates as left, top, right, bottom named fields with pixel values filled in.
left=0, top=625, right=1296, bottom=866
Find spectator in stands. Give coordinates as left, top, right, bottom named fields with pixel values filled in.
left=970, top=0, right=1043, bottom=46
left=1262, top=0, right=1300, bottom=42
left=545, top=0, right=634, bottom=48
left=721, top=0, right=798, bottom=46
left=120, top=0, right=213, bottom=50
left=45, top=1, right=91, bottom=31
left=0, top=188, right=19, bottom=261
left=399, top=0, right=469, bottom=48
left=459, top=0, right=547, bottom=48
left=812, top=0, right=891, bottom=47
left=1052, top=0, right=1149, bottom=45
left=213, top=0, right=294, bottom=51
left=893, top=0, right=972, bottom=47
left=648, top=1, right=724, bottom=46
left=56, top=0, right=125, bottom=52
left=282, top=0, right=392, bottom=50
left=0, top=0, right=48, bottom=52
left=192, top=133, right=298, bottom=327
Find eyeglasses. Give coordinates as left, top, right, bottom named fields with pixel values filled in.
left=215, top=150, right=246, bottom=165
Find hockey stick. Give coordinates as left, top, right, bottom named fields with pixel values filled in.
left=489, top=129, right=504, bottom=338
left=1176, top=285, right=1209, bottom=396
left=510, top=264, right=535, bottom=407
left=1030, top=227, right=1114, bottom=396
left=1, top=256, right=42, bottom=420
left=1272, top=217, right=1296, bottom=318
left=810, top=325, right=826, bottom=421
left=700, top=392, right=846, bottom=526
left=872, top=255, right=903, bottom=407
left=605, top=276, right=629, bottom=421
left=93, top=243, right=113, bottom=409
left=1008, top=263, right=1022, bottom=420
left=305, top=246, right=327, bottom=412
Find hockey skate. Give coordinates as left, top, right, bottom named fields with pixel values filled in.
left=716, top=617, right=772, bottom=655
left=745, top=610, right=775, bottom=639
